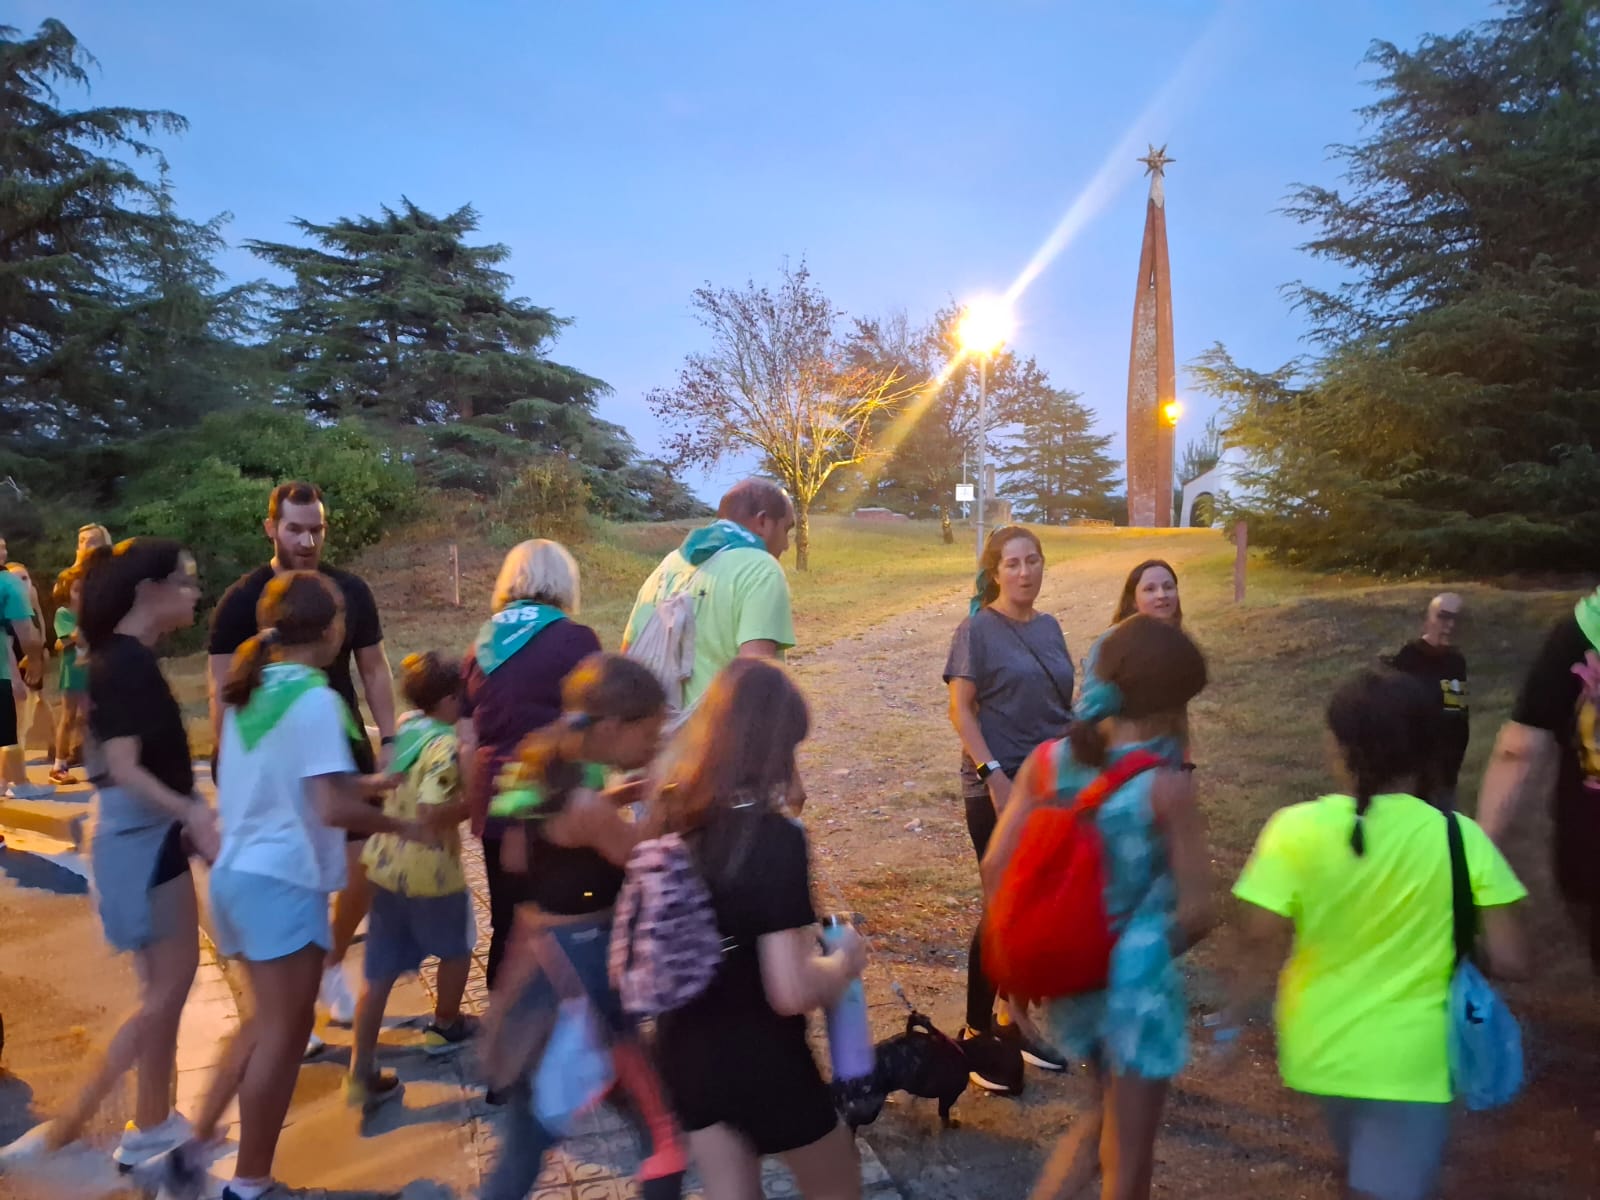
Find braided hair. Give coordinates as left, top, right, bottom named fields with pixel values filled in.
left=1326, top=668, right=1438, bottom=855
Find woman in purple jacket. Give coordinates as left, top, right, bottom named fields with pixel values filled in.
left=460, top=539, right=600, bottom=990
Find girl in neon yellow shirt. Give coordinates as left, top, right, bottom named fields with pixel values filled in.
left=1231, top=668, right=1530, bottom=1200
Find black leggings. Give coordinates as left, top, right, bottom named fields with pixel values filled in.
left=481, top=832, right=532, bottom=991
left=964, top=776, right=1000, bottom=1032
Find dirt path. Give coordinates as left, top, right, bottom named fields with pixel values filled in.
left=792, top=543, right=1237, bottom=1200
left=790, top=546, right=1598, bottom=1200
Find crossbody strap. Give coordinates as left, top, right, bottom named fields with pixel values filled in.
left=982, top=607, right=1073, bottom=714
left=1445, top=810, right=1476, bottom=966
left=1058, top=746, right=1166, bottom=818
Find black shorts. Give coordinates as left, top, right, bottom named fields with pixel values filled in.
left=656, top=1019, right=837, bottom=1156
left=150, top=822, right=191, bottom=887
left=0, top=687, right=16, bottom=748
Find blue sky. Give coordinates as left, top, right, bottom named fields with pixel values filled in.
left=18, top=0, right=1495, bottom=500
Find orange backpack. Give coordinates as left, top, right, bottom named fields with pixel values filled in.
left=984, top=744, right=1164, bottom=1002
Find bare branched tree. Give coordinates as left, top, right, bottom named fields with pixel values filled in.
left=648, top=260, right=908, bottom=570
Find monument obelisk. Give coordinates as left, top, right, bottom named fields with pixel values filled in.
left=1124, top=145, right=1176, bottom=528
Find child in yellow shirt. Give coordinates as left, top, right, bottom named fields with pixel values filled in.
left=348, top=652, right=475, bottom=1109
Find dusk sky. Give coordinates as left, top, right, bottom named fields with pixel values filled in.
left=17, top=0, right=1496, bottom=500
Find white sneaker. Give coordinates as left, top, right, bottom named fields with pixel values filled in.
left=112, top=1111, right=191, bottom=1172
left=304, top=1031, right=326, bottom=1060
left=4, top=781, right=56, bottom=800
left=0, top=1122, right=56, bottom=1170
left=319, top=965, right=355, bottom=1026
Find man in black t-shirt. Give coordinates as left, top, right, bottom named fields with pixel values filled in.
left=206, top=480, right=397, bottom=1035
left=1387, top=593, right=1469, bottom=805
left=1479, top=588, right=1600, bottom=972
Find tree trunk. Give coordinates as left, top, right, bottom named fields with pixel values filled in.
left=795, top=501, right=811, bottom=572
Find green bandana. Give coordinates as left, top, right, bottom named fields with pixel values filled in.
left=235, top=663, right=358, bottom=751
left=474, top=601, right=566, bottom=676
left=489, top=760, right=608, bottom=820
left=390, top=713, right=452, bottom=775
left=1576, top=587, right=1600, bottom=652
left=680, top=518, right=765, bottom=566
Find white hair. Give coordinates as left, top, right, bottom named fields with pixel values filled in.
left=492, top=539, right=580, bottom=614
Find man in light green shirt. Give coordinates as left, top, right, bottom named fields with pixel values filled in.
left=622, top=478, right=797, bottom=710
left=1, top=559, right=50, bottom=799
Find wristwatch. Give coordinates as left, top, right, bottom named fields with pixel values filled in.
left=976, top=760, right=1002, bottom=781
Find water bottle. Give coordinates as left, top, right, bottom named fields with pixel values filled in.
left=820, top=915, right=875, bottom=1083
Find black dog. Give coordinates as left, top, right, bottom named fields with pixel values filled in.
left=834, top=1011, right=969, bottom=1130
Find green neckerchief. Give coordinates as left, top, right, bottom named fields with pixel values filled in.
left=235, top=662, right=358, bottom=751
left=489, top=760, right=608, bottom=820
left=1576, top=587, right=1600, bottom=652
left=474, top=601, right=566, bottom=676
left=679, top=518, right=765, bottom=566
left=390, top=713, right=452, bottom=776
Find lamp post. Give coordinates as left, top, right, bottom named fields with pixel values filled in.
left=957, top=296, right=1013, bottom=562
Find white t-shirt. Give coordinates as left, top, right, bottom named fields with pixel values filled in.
left=215, top=683, right=357, bottom=891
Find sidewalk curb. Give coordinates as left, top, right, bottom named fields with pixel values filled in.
left=0, top=796, right=86, bottom=848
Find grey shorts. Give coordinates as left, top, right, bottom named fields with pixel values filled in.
left=1315, top=1095, right=1451, bottom=1200
left=88, top=810, right=192, bottom=953
left=209, top=866, right=331, bottom=962
left=363, top=886, right=473, bottom=980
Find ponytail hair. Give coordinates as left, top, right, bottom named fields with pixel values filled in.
left=78, top=538, right=186, bottom=649
left=221, top=572, right=343, bottom=708
left=1068, top=615, right=1207, bottom=768
left=1326, top=668, right=1437, bottom=856
left=970, top=524, right=1042, bottom=615
left=509, top=653, right=668, bottom=815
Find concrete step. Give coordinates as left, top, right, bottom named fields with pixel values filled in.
left=0, top=794, right=91, bottom=848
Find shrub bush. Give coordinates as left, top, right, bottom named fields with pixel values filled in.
left=490, top=457, right=592, bottom=546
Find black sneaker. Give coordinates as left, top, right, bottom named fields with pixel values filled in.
left=997, top=1020, right=1068, bottom=1072
left=422, top=1014, right=480, bottom=1056
left=957, top=1027, right=1024, bottom=1096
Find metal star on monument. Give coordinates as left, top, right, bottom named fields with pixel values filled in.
left=1138, top=144, right=1175, bottom=176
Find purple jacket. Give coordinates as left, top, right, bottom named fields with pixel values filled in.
left=461, top=618, right=602, bottom=837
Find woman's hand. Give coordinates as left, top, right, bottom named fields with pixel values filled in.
left=184, top=803, right=221, bottom=864
left=398, top=818, right=444, bottom=847
left=986, top=770, right=1013, bottom=813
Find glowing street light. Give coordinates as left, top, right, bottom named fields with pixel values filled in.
left=959, top=296, right=1014, bottom=562
left=1163, top=398, right=1185, bottom=426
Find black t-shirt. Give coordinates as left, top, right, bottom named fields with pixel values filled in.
left=660, top=809, right=818, bottom=1043
left=1391, top=638, right=1469, bottom=788
left=88, top=634, right=195, bottom=796
left=208, top=564, right=383, bottom=727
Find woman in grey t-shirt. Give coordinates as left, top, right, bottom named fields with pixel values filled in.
left=944, top=525, right=1074, bottom=1094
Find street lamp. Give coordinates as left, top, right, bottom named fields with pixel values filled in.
left=1162, top=398, right=1184, bottom=426
left=958, top=295, right=1014, bottom=562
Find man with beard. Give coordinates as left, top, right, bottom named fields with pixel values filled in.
left=207, top=481, right=397, bottom=1050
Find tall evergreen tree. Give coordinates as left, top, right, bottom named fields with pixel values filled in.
left=1198, top=1, right=1600, bottom=571
left=1, top=20, right=196, bottom=448
left=999, top=387, right=1117, bottom=523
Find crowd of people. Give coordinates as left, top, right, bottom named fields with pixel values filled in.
left=0, top=477, right=1590, bottom=1200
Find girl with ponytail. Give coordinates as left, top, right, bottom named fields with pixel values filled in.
left=168, top=572, right=443, bottom=1200
left=1231, top=668, right=1530, bottom=1200
left=980, top=615, right=1212, bottom=1200
left=0, top=539, right=208, bottom=1176
left=480, top=652, right=687, bottom=1200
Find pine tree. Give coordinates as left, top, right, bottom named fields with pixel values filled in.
left=999, top=388, right=1118, bottom=523
left=0, top=20, right=191, bottom=448
left=1197, top=2, right=1600, bottom=571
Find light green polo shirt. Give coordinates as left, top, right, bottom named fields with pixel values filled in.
left=1234, top=793, right=1525, bottom=1103
left=622, top=545, right=795, bottom=708
left=0, top=571, right=33, bottom=682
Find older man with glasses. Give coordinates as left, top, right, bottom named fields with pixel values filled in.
left=1387, top=593, right=1468, bottom=808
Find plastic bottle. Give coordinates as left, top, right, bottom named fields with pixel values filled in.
left=820, top=914, right=875, bottom=1082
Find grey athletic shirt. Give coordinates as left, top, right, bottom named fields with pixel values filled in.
left=944, top=608, right=1074, bottom=775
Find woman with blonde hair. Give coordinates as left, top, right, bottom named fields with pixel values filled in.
left=461, top=539, right=601, bottom=990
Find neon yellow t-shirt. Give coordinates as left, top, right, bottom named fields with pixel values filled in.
left=362, top=730, right=466, bottom=898
left=622, top=545, right=795, bottom=708
left=1233, top=793, right=1525, bottom=1103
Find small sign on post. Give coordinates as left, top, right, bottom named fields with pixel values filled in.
left=1233, top=521, right=1248, bottom=604
left=450, top=543, right=461, bottom=608
left=955, top=484, right=975, bottom=504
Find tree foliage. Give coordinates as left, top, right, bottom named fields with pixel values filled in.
left=649, top=261, right=908, bottom=569
left=1177, top=415, right=1222, bottom=485
left=1200, top=1, right=1600, bottom=571
left=999, top=387, right=1118, bottom=523
left=1, top=20, right=257, bottom=448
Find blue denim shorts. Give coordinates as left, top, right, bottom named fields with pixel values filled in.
left=508, top=913, right=626, bottom=1035
left=364, top=886, right=473, bottom=980
left=209, top=866, right=330, bottom=962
